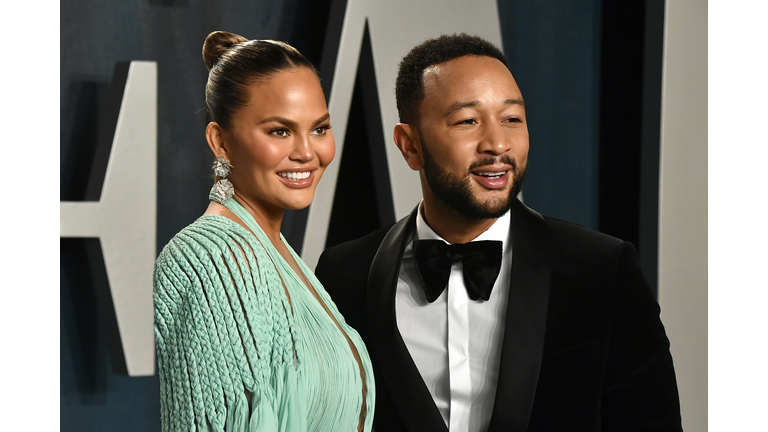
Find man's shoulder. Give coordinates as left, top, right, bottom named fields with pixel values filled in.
left=316, top=224, right=394, bottom=274
left=513, top=199, right=624, bottom=251
left=314, top=224, right=394, bottom=307
left=540, top=215, right=630, bottom=266
left=312, top=226, right=396, bottom=332
left=543, top=216, right=623, bottom=246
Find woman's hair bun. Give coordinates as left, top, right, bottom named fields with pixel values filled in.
left=202, top=31, right=249, bottom=71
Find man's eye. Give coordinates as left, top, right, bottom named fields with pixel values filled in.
left=505, top=117, right=522, bottom=123
left=457, top=119, right=477, bottom=125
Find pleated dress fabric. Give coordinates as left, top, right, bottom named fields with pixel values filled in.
left=153, top=198, right=375, bottom=432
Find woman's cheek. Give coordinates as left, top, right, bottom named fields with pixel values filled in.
left=318, top=136, right=336, bottom=168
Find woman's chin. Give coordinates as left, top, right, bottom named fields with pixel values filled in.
left=279, top=196, right=314, bottom=211
left=283, top=203, right=311, bottom=211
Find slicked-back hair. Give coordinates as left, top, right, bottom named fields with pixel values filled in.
left=203, top=31, right=318, bottom=131
left=395, top=33, right=508, bottom=124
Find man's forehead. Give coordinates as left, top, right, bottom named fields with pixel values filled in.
left=421, top=58, right=461, bottom=86
left=420, top=55, right=521, bottom=103
left=423, top=54, right=506, bottom=75
left=422, top=62, right=447, bottom=81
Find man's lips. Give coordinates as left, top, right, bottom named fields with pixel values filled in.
left=471, top=166, right=512, bottom=189
left=470, top=164, right=514, bottom=175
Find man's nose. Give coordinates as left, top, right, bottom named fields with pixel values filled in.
left=478, top=122, right=512, bottom=155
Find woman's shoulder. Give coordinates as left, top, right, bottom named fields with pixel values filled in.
left=153, top=214, right=263, bottom=284
left=162, top=214, right=250, bottom=253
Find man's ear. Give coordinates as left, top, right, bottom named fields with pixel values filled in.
left=205, top=122, right=229, bottom=159
left=393, top=123, right=424, bottom=171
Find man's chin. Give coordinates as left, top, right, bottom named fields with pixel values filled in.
left=458, top=194, right=513, bottom=219
left=472, top=187, right=514, bottom=205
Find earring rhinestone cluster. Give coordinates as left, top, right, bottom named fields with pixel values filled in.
left=211, top=156, right=234, bottom=204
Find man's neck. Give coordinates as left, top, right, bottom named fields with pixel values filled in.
left=420, top=200, right=498, bottom=245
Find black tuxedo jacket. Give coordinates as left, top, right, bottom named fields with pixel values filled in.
left=315, top=199, right=682, bottom=431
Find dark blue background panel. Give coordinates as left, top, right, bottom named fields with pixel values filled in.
left=61, top=238, right=161, bottom=430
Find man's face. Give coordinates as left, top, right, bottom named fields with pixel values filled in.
left=415, top=55, right=529, bottom=219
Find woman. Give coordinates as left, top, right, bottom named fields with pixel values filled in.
left=153, top=31, right=374, bottom=432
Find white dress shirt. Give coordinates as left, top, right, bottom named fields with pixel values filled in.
left=395, top=205, right=512, bottom=432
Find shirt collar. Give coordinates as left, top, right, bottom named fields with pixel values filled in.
left=415, top=201, right=511, bottom=249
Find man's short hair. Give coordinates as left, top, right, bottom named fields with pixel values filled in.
left=395, top=33, right=509, bottom=124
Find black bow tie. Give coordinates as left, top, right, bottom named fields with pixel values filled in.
left=412, top=239, right=503, bottom=303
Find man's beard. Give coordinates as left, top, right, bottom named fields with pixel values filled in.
left=420, top=135, right=526, bottom=220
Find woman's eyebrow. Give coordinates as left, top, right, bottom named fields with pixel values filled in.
left=312, top=113, right=330, bottom=127
left=259, top=113, right=331, bottom=128
left=259, top=116, right=298, bottom=128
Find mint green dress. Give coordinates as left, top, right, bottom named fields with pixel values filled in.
left=153, top=198, right=375, bottom=432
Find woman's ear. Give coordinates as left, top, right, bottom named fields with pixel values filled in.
left=393, top=123, right=424, bottom=171
left=206, top=122, right=228, bottom=159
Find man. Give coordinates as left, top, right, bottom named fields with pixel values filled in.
left=315, top=34, right=682, bottom=432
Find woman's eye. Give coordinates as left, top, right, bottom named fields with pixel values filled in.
left=270, top=129, right=289, bottom=137
left=311, top=126, right=331, bottom=136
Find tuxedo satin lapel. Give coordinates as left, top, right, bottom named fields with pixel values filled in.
left=487, top=198, right=551, bottom=432
left=367, top=206, right=448, bottom=432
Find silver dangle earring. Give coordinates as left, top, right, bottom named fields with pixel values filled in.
left=211, top=156, right=234, bottom=204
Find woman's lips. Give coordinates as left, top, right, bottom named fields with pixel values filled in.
left=277, top=170, right=315, bottom=188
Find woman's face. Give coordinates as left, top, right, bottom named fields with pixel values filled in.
left=218, top=67, right=335, bottom=215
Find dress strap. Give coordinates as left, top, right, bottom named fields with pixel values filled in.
left=218, top=195, right=306, bottom=362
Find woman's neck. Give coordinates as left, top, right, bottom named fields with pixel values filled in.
left=233, top=194, right=284, bottom=243
left=203, top=194, right=284, bottom=244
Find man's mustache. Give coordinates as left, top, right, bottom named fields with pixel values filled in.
left=468, top=155, right=518, bottom=172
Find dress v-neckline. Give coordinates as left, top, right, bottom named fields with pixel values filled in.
left=214, top=200, right=369, bottom=431
left=203, top=209, right=316, bottom=304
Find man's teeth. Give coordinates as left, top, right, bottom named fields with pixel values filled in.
left=476, top=171, right=506, bottom=179
left=278, top=171, right=311, bottom=180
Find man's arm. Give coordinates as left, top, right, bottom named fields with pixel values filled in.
left=601, top=242, right=683, bottom=431
left=314, top=243, right=374, bottom=340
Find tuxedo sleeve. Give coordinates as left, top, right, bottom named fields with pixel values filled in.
left=601, top=242, right=683, bottom=431
left=314, top=250, right=347, bottom=313
left=315, top=251, right=332, bottom=293
left=314, top=246, right=370, bottom=339
left=315, top=248, right=350, bottom=306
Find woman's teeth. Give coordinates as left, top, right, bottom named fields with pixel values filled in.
left=278, top=171, right=311, bottom=181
